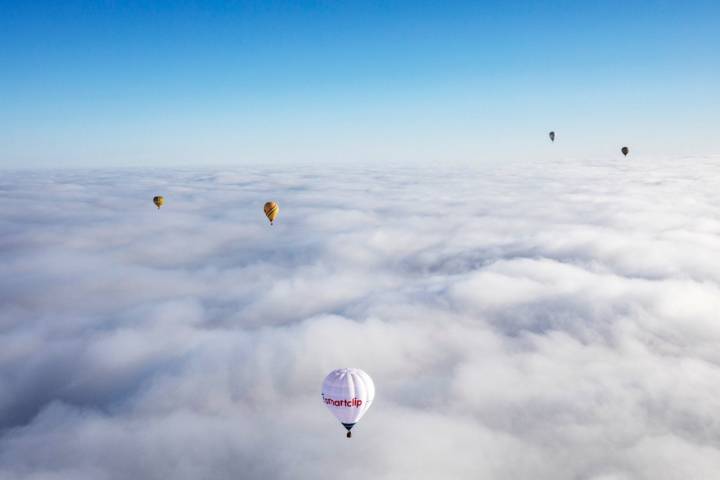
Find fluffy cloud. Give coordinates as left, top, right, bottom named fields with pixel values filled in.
left=2, top=158, right=720, bottom=479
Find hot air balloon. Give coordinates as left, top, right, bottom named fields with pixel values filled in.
left=264, top=201, right=279, bottom=225
left=621, top=146, right=629, bottom=157
left=321, top=368, right=374, bottom=438
left=549, top=131, right=555, bottom=142
left=153, top=196, right=164, bottom=209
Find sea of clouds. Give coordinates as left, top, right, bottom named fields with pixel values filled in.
left=2, top=157, right=720, bottom=480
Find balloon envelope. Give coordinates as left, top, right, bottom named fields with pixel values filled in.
left=321, top=368, right=374, bottom=437
left=264, top=201, right=279, bottom=224
left=153, top=196, right=164, bottom=209
left=549, top=131, right=555, bottom=142
left=621, top=146, right=629, bottom=156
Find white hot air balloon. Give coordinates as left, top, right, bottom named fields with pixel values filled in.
left=321, top=368, right=375, bottom=438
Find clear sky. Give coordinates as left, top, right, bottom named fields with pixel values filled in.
left=1, top=0, right=718, bottom=168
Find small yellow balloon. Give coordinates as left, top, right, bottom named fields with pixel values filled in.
left=153, top=196, right=164, bottom=209
left=264, top=201, right=279, bottom=224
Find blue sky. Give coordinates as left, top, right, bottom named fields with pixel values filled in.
left=1, top=0, right=718, bottom=167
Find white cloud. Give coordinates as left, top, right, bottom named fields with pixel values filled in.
left=1, top=158, right=720, bottom=479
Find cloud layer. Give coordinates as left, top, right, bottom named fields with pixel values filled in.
left=2, top=158, right=720, bottom=479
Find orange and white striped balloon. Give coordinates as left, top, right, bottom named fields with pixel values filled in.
left=263, top=201, right=279, bottom=224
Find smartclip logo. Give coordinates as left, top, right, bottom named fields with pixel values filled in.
left=322, top=393, right=363, bottom=408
